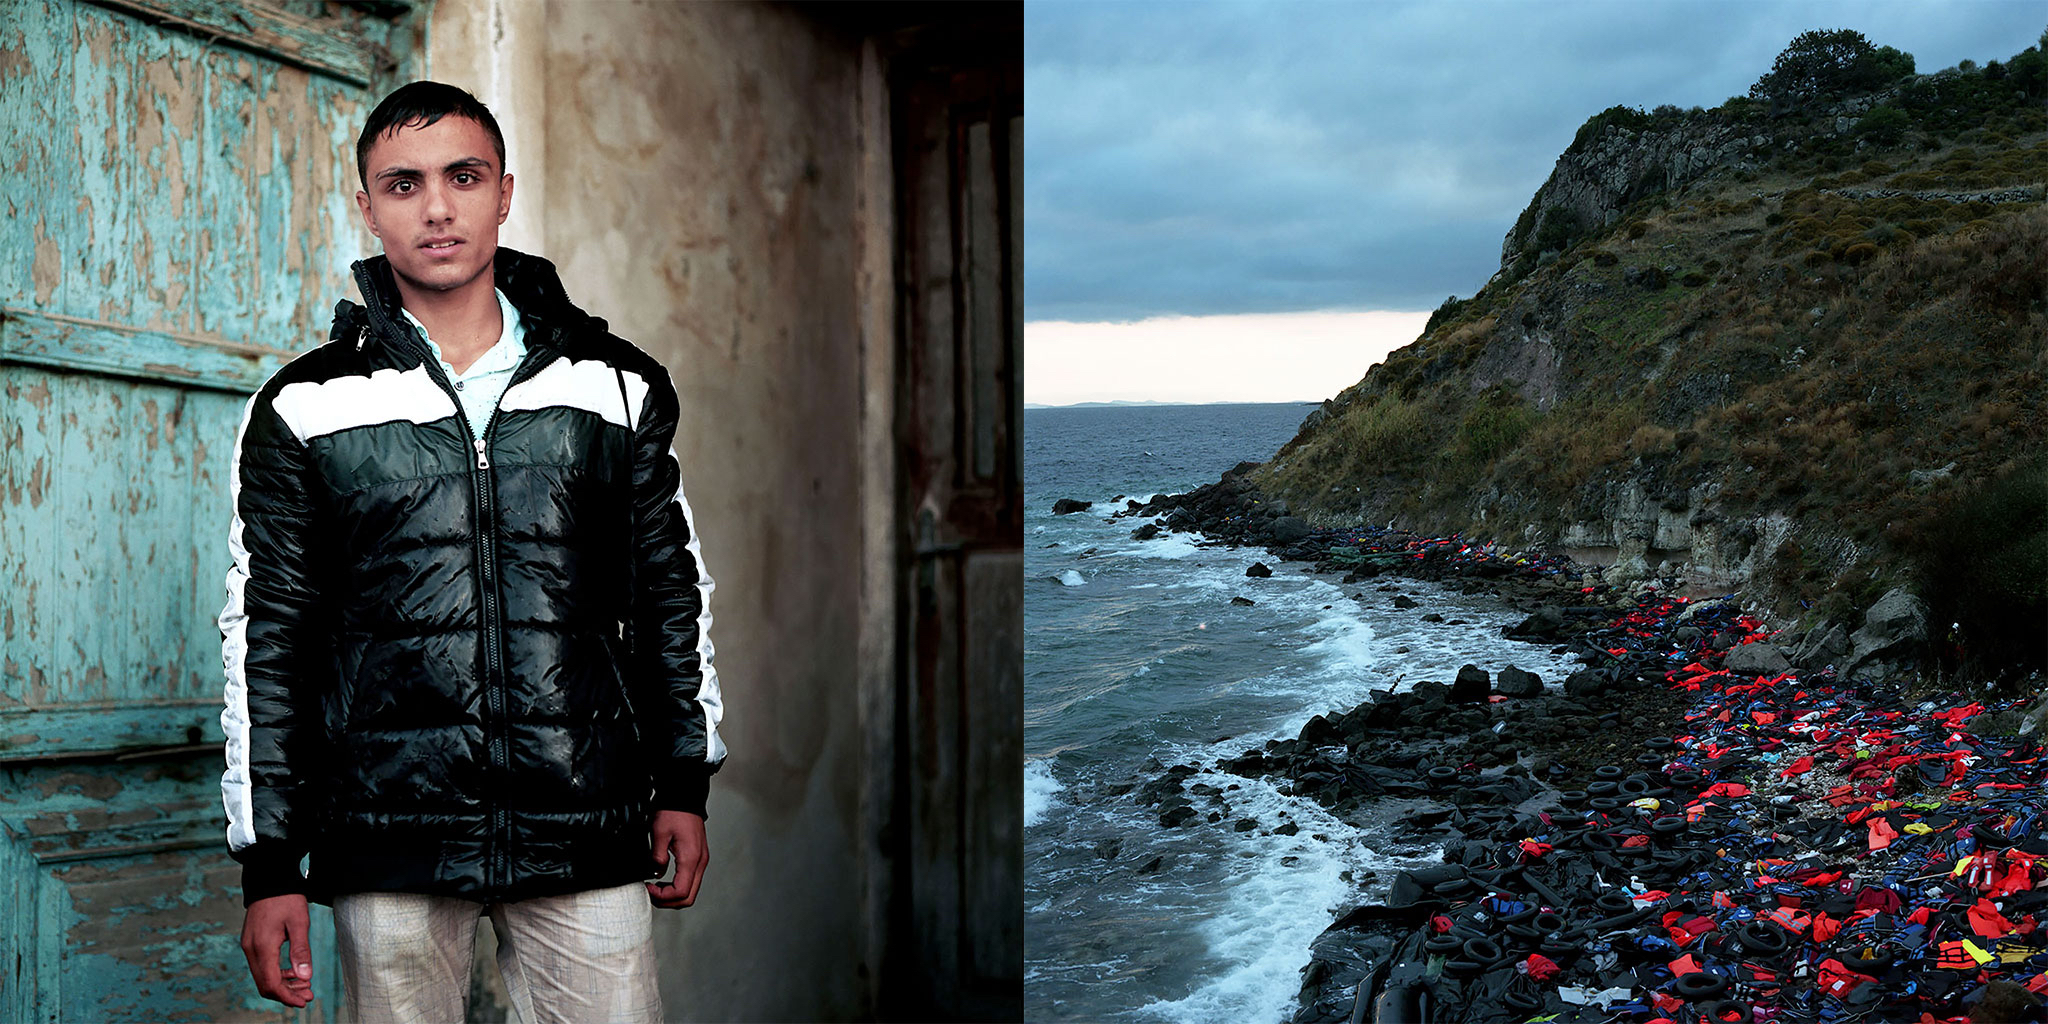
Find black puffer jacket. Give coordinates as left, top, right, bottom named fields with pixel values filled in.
left=219, top=247, right=724, bottom=905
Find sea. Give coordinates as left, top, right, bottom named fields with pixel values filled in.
left=1023, top=402, right=1585, bottom=1023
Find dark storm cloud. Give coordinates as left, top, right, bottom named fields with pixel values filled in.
left=1025, top=0, right=2044, bottom=321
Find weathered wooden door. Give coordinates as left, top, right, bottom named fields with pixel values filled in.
left=886, top=14, right=1023, bottom=1020
left=0, top=1, right=420, bottom=1018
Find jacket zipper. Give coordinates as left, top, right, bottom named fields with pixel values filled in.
left=349, top=263, right=560, bottom=893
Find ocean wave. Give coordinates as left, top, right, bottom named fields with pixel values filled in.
left=1025, top=758, right=1064, bottom=828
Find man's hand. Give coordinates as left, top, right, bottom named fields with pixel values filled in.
left=240, top=893, right=314, bottom=1007
left=647, top=810, right=708, bottom=908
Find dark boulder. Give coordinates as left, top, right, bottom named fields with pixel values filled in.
left=1392, top=595, right=1420, bottom=609
left=1051, top=498, right=1092, bottom=515
left=1449, top=664, right=1491, bottom=704
left=1267, top=516, right=1312, bottom=545
left=1246, top=562, right=1273, bottom=578
left=1563, top=670, right=1607, bottom=698
left=1131, top=522, right=1161, bottom=540
left=1506, top=605, right=1565, bottom=640
left=1495, top=665, right=1543, bottom=698
left=1230, top=595, right=1256, bottom=606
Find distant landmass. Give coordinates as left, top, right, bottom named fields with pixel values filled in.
left=1026, top=399, right=1319, bottom=409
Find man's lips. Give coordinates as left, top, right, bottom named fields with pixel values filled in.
left=420, top=238, right=465, bottom=256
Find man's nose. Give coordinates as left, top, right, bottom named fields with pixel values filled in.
left=422, top=180, right=454, bottom=223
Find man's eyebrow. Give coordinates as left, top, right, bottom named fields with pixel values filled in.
left=374, top=157, right=495, bottom=182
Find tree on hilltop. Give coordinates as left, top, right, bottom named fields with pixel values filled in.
left=1750, top=29, right=1915, bottom=111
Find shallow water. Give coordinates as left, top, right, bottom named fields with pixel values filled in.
left=1024, top=405, right=1584, bottom=1022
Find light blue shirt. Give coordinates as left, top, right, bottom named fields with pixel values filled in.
left=402, top=287, right=527, bottom=440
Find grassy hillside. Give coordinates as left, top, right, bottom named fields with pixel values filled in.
left=1256, top=31, right=2047, bottom=637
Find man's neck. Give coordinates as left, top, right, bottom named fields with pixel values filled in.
left=392, top=258, right=503, bottom=373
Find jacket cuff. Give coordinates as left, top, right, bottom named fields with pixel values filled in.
left=237, top=846, right=309, bottom=907
left=654, top=763, right=714, bottom=819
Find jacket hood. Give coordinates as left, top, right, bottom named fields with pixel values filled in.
left=330, top=246, right=605, bottom=351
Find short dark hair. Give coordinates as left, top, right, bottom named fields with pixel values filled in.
left=356, top=81, right=506, bottom=187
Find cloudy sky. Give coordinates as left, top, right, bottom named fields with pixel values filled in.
left=1024, top=0, right=2043, bottom=404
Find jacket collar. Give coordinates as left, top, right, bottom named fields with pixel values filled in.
left=335, top=246, right=598, bottom=356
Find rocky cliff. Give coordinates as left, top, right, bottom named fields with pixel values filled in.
left=1246, top=37, right=2047, bottom=667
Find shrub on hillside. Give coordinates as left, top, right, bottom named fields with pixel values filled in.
left=1457, top=390, right=1534, bottom=464
left=1750, top=30, right=1915, bottom=110
left=1913, top=459, right=2048, bottom=675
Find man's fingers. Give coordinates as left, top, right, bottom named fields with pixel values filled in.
left=284, top=906, right=313, bottom=981
left=242, top=920, right=283, bottom=1002
left=684, top=847, right=708, bottom=905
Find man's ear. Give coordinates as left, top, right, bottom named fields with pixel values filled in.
left=355, top=190, right=380, bottom=240
left=497, top=173, right=515, bottom=226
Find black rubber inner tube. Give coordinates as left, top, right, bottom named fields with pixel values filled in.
left=1586, top=780, right=1620, bottom=797
left=1580, top=830, right=1617, bottom=851
left=1594, top=891, right=1633, bottom=914
left=1558, top=789, right=1588, bottom=807
left=1532, top=912, right=1565, bottom=933
left=1705, top=999, right=1751, bottom=1023
left=1636, top=753, right=1666, bottom=769
left=1645, top=736, right=1676, bottom=750
left=1432, top=877, right=1475, bottom=898
left=1522, top=874, right=1568, bottom=910
left=1737, top=922, right=1787, bottom=955
left=1443, top=958, right=1483, bottom=976
left=1619, top=777, right=1652, bottom=796
left=1424, top=933, right=1464, bottom=955
left=1669, top=770, right=1703, bottom=788
left=1651, top=816, right=1688, bottom=835
left=1503, top=922, right=1543, bottom=946
left=1589, top=796, right=1625, bottom=812
left=1502, top=989, right=1542, bottom=1011
left=1594, top=765, right=1625, bottom=780
left=1675, top=972, right=1730, bottom=1000
left=1427, top=765, right=1460, bottom=784
left=1461, top=937, right=1502, bottom=962
left=1498, top=906, right=1538, bottom=926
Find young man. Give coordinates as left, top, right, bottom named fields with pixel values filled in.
left=219, top=81, right=724, bottom=1021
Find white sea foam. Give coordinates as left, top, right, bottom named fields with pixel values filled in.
left=1059, top=569, right=1086, bottom=587
left=1025, top=758, right=1063, bottom=828
left=1127, top=761, right=1437, bottom=1024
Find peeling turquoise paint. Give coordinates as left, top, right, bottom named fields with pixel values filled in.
left=1, top=1, right=423, bottom=1018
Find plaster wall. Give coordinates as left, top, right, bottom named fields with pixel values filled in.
left=428, top=3, right=881, bottom=1020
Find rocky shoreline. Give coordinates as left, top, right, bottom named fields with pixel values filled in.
left=1077, top=470, right=2048, bottom=1024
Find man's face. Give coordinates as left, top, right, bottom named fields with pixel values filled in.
left=354, top=114, right=513, bottom=295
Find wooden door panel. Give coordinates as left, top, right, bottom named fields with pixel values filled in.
left=0, top=1, right=419, bottom=1018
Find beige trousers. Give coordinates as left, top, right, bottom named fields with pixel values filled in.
left=333, top=882, right=663, bottom=1024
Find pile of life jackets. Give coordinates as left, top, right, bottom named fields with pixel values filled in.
left=1367, top=592, right=2047, bottom=1023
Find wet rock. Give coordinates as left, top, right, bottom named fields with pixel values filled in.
left=1136, top=855, right=1166, bottom=875
left=1420, top=612, right=1445, bottom=623
left=1392, top=595, right=1420, bottom=609
left=1724, top=642, right=1791, bottom=676
left=1847, top=587, right=1928, bottom=679
left=1268, top=516, right=1312, bottom=544
left=1507, top=605, right=1565, bottom=640
left=1275, top=821, right=1300, bottom=836
left=1495, top=665, right=1543, bottom=698
left=1793, top=622, right=1850, bottom=670
left=1231, top=596, right=1256, bottom=606
left=1160, top=802, right=1197, bottom=828
left=1449, top=664, right=1491, bottom=704
left=1051, top=498, right=1092, bottom=515
left=1246, top=562, right=1273, bottom=578
left=1131, top=522, right=1161, bottom=540
left=1233, top=818, right=1259, bottom=832
left=1563, top=670, right=1607, bottom=698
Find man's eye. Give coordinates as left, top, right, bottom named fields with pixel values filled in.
left=391, top=180, right=415, bottom=193
left=455, top=172, right=477, bottom=185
